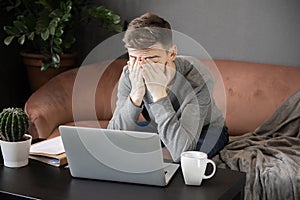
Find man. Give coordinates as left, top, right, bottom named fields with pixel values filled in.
left=108, top=13, right=228, bottom=162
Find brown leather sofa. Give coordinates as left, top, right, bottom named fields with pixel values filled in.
left=24, top=58, right=300, bottom=139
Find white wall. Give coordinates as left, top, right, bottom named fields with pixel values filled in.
left=101, top=0, right=300, bottom=67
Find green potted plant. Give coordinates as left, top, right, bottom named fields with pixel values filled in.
left=0, top=107, right=32, bottom=168
left=3, top=0, right=122, bottom=91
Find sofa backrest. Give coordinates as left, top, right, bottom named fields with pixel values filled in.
left=211, top=60, right=300, bottom=135
left=25, top=58, right=300, bottom=138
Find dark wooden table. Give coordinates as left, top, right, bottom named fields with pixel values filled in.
left=0, top=159, right=245, bottom=200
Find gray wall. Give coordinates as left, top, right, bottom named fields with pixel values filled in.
left=102, top=0, right=300, bottom=67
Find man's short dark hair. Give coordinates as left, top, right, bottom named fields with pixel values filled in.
left=123, top=13, right=173, bottom=50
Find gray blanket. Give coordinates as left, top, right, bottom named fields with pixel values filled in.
left=213, top=90, right=300, bottom=200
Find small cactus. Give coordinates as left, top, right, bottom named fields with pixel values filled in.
left=0, top=108, right=29, bottom=142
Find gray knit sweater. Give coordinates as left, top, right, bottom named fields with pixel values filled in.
left=108, top=56, right=225, bottom=162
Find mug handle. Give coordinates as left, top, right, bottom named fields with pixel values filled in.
left=203, top=159, right=216, bottom=179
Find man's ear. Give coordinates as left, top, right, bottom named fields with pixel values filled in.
left=168, top=45, right=177, bottom=61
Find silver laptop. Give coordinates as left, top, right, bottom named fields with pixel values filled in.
left=59, top=125, right=179, bottom=186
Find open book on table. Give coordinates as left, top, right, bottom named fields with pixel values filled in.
left=29, top=136, right=67, bottom=167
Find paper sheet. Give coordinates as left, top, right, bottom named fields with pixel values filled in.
left=30, top=136, right=65, bottom=155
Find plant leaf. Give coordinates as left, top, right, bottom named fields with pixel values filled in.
left=52, top=53, right=60, bottom=66
left=4, top=26, right=20, bottom=36
left=4, top=36, right=15, bottom=45
left=53, top=62, right=60, bottom=68
left=62, top=13, right=71, bottom=22
left=41, top=62, right=50, bottom=71
left=13, top=20, right=28, bottom=32
left=18, top=34, right=26, bottom=45
left=5, top=0, right=21, bottom=12
left=49, top=18, right=59, bottom=35
left=55, top=28, right=64, bottom=37
left=28, top=32, right=35, bottom=40
left=50, top=9, right=63, bottom=18
left=54, top=38, right=62, bottom=45
left=49, top=26, right=56, bottom=36
left=41, top=29, right=49, bottom=40
left=64, top=1, right=72, bottom=13
left=112, top=15, right=121, bottom=24
left=53, top=46, right=62, bottom=54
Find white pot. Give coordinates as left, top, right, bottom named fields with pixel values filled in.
left=0, top=134, right=32, bottom=168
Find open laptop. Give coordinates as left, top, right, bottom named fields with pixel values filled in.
left=59, top=125, right=179, bottom=186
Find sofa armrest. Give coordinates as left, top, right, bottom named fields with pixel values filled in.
left=24, top=59, right=127, bottom=139
left=24, top=68, right=78, bottom=139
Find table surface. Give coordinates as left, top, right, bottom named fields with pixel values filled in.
left=0, top=159, right=246, bottom=200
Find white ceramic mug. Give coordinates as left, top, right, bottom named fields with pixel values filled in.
left=180, top=151, right=216, bottom=186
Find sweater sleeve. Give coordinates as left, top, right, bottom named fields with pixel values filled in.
left=149, top=85, right=211, bottom=162
left=107, top=68, right=143, bottom=130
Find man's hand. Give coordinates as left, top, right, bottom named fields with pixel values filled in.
left=128, top=58, right=146, bottom=107
left=142, top=59, right=169, bottom=102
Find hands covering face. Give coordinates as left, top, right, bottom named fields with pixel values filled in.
left=142, top=59, right=168, bottom=102
left=128, top=58, right=174, bottom=106
left=128, top=58, right=146, bottom=106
